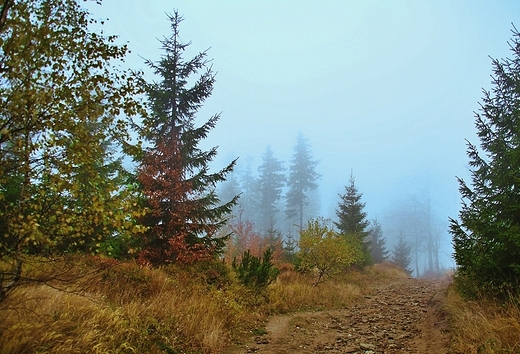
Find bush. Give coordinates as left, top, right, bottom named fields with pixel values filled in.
left=232, top=249, right=279, bottom=294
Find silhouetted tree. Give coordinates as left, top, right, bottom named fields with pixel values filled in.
left=392, top=233, right=412, bottom=275
left=238, top=157, right=260, bottom=225
left=450, top=27, right=520, bottom=296
left=217, top=167, right=241, bottom=217
left=285, top=133, right=320, bottom=232
left=368, top=219, right=388, bottom=263
left=335, top=172, right=371, bottom=263
left=137, top=11, right=237, bottom=266
left=257, top=146, right=285, bottom=233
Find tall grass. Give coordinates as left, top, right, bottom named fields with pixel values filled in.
left=0, top=257, right=408, bottom=353
left=445, top=286, right=520, bottom=353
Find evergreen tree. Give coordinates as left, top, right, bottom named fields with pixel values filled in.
left=392, top=233, right=413, bottom=275
left=450, top=27, right=520, bottom=296
left=217, top=167, right=241, bottom=217
left=257, top=146, right=285, bottom=233
left=137, top=11, right=237, bottom=265
left=335, top=172, right=370, bottom=263
left=238, top=157, right=260, bottom=225
left=263, top=227, right=284, bottom=262
left=283, top=234, right=298, bottom=264
left=368, top=219, right=389, bottom=263
left=285, top=132, right=320, bottom=231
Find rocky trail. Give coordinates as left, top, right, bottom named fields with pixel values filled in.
left=226, top=277, right=450, bottom=354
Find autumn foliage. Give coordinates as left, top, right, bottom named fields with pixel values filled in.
left=136, top=11, right=237, bottom=266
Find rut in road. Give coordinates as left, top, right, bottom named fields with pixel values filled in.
left=230, top=278, right=449, bottom=354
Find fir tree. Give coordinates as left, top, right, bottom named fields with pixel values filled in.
left=283, top=234, right=298, bottom=264
left=335, top=172, right=371, bottom=263
left=238, top=158, right=260, bottom=225
left=285, top=132, right=320, bottom=231
left=450, top=27, right=520, bottom=296
left=137, top=11, right=237, bottom=265
left=257, top=146, right=285, bottom=233
left=392, top=233, right=412, bottom=275
left=368, top=219, right=389, bottom=263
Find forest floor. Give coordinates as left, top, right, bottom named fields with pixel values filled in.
left=225, top=276, right=450, bottom=354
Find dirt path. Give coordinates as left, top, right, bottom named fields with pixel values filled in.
left=226, top=277, right=450, bottom=354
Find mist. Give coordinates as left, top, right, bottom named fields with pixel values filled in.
left=85, top=0, right=520, bottom=274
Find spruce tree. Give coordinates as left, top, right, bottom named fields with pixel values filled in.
left=450, top=27, right=520, bottom=296
left=335, top=172, right=371, bottom=263
left=257, top=146, right=285, bottom=233
left=238, top=158, right=260, bottom=225
left=285, top=132, right=320, bottom=231
left=392, top=233, right=412, bottom=275
left=137, top=11, right=237, bottom=265
left=368, top=219, right=389, bottom=264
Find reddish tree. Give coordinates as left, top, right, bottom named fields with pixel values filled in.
left=137, top=11, right=237, bottom=266
left=224, top=212, right=285, bottom=264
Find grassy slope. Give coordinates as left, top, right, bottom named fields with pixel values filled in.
left=0, top=257, right=408, bottom=353
left=445, top=285, right=520, bottom=353
left=4, top=257, right=518, bottom=353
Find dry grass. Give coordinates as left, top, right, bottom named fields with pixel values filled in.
left=445, top=286, right=520, bottom=353
left=0, top=258, right=409, bottom=353
left=267, top=262, right=408, bottom=314
left=0, top=257, right=251, bottom=354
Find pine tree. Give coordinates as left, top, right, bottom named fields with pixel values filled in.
left=335, top=172, right=370, bottom=263
left=137, top=11, right=237, bottom=265
left=217, top=167, right=241, bottom=217
left=392, top=233, right=412, bottom=275
left=368, top=219, right=389, bottom=263
left=238, top=158, right=260, bottom=225
left=283, top=234, right=298, bottom=264
left=450, top=27, right=520, bottom=296
left=257, top=146, right=285, bottom=233
left=285, top=132, right=320, bottom=231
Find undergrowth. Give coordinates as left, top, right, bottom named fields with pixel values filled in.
left=445, top=282, right=520, bottom=353
left=0, top=257, right=407, bottom=353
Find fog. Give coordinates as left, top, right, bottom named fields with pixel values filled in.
left=86, top=1, right=519, bottom=274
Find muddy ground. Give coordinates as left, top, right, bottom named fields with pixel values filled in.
left=225, top=277, right=450, bottom=354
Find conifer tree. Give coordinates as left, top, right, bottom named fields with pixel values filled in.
left=285, top=132, right=320, bottom=231
left=392, top=233, right=413, bottom=275
left=335, top=172, right=371, bottom=263
left=368, top=219, right=388, bottom=263
left=257, top=146, right=285, bottom=233
left=137, top=11, right=237, bottom=265
left=238, top=158, right=260, bottom=224
left=283, top=234, right=298, bottom=264
left=450, top=27, right=520, bottom=296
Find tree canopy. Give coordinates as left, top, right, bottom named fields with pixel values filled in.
left=0, top=0, right=145, bottom=299
left=450, top=27, right=520, bottom=297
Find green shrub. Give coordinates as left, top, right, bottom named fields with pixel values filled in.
left=232, top=249, right=279, bottom=294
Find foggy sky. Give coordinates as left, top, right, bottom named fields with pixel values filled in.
left=86, top=1, right=520, bottom=269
